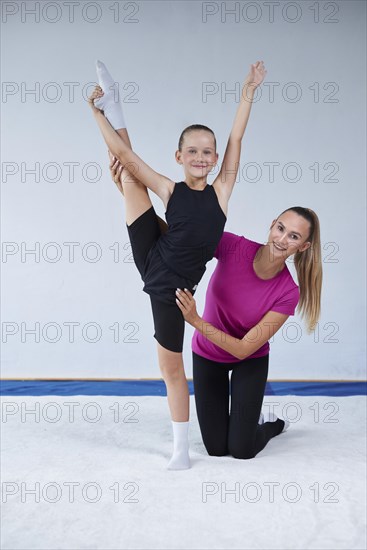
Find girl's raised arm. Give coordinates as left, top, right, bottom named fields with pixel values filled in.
left=89, top=87, right=174, bottom=206
left=213, top=61, right=267, bottom=202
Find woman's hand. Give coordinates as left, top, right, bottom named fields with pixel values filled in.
left=108, top=150, right=124, bottom=195
left=175, top=289, right=201, bottom=326
left=88, top=85, right=105, bottom=114
left=244, top=60, right=267, bottom=89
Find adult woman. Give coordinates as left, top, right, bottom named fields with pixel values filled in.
left=176, top=208, right=322, bottom=459
left=89, top=60, right=266, bottom=469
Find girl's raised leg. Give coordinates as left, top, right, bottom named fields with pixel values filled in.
left=95, top=60, right=166, bottom=227
left=112, top=152, right=153, bottom=225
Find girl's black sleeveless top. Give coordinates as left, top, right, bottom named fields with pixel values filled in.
left=144, top=181, right=226, bottom=302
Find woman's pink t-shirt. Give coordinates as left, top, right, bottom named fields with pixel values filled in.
left=192, top=232, right=300, bottom=362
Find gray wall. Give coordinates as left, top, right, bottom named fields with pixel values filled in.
left=2, top=0, right=366, bottom=379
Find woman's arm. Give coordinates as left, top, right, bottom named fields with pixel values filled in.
left=88, top=87, right=174, bottom=205
left=213, top=61, right=267, bottom=203
left=176, top=289, right=288, bottom=360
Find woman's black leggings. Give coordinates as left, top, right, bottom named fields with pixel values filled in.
left=193, top=352, right=285, bottom=459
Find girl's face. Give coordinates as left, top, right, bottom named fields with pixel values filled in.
left=268, top=211, right=312, bottom=259
left=175, top=131, right=218, bottom=179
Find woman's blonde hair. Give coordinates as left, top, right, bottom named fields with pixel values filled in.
left=280, top=207, right=322, bottom=332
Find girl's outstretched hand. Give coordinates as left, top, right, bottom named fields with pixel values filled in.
left=246, top=60, right=267, bottom=88
left=108, top=150, right=124, bottom=195
left=175, top=289, right=201, bottom=326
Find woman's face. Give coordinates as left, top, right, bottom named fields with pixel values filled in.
left=268, top=211, right=312, bottom=259
left=175, top=131, right=218, bottom=179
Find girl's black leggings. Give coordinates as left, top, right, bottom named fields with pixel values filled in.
left=192, top=351, right=285, bottom=459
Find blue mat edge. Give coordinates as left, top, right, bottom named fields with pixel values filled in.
left=0, top=380, right=366, bottom=396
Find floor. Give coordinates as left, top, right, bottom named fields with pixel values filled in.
left=1, top=394, right=366, bottom=549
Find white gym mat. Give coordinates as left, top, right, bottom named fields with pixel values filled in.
left=1, top=395, right=366, bottom=550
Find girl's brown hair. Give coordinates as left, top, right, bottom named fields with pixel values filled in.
left=178, top=124, right=216, bottom=152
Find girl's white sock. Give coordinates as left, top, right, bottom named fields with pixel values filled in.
left=167, top=421, right=191, bottom=470
left=95, top=60, right=126, bottom=130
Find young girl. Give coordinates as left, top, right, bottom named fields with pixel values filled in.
left=88, top=60, right=266, bottom=469
left=176, top=207, right=322, bottom=459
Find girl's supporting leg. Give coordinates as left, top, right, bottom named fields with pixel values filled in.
left=115, top=172, right=187, bottom=469
left=192, top=352, right=231, bottom=456
left=228, top=355, right=285, bottom=459
left=117, top=168, right=186, bottom=468
left=157, top=343, right=190, bottom=470
left=157, top=344, right=189, bottom=422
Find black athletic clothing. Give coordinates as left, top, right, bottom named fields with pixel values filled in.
left=149, top=295, right=185, bottom=353
left=155, top=181, right=226, bottom=285
left=126, top=182, right=226, bottom=352
left=193, top=352, right=285, bottom=459
left=126, top=204, right=161, bottom=278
